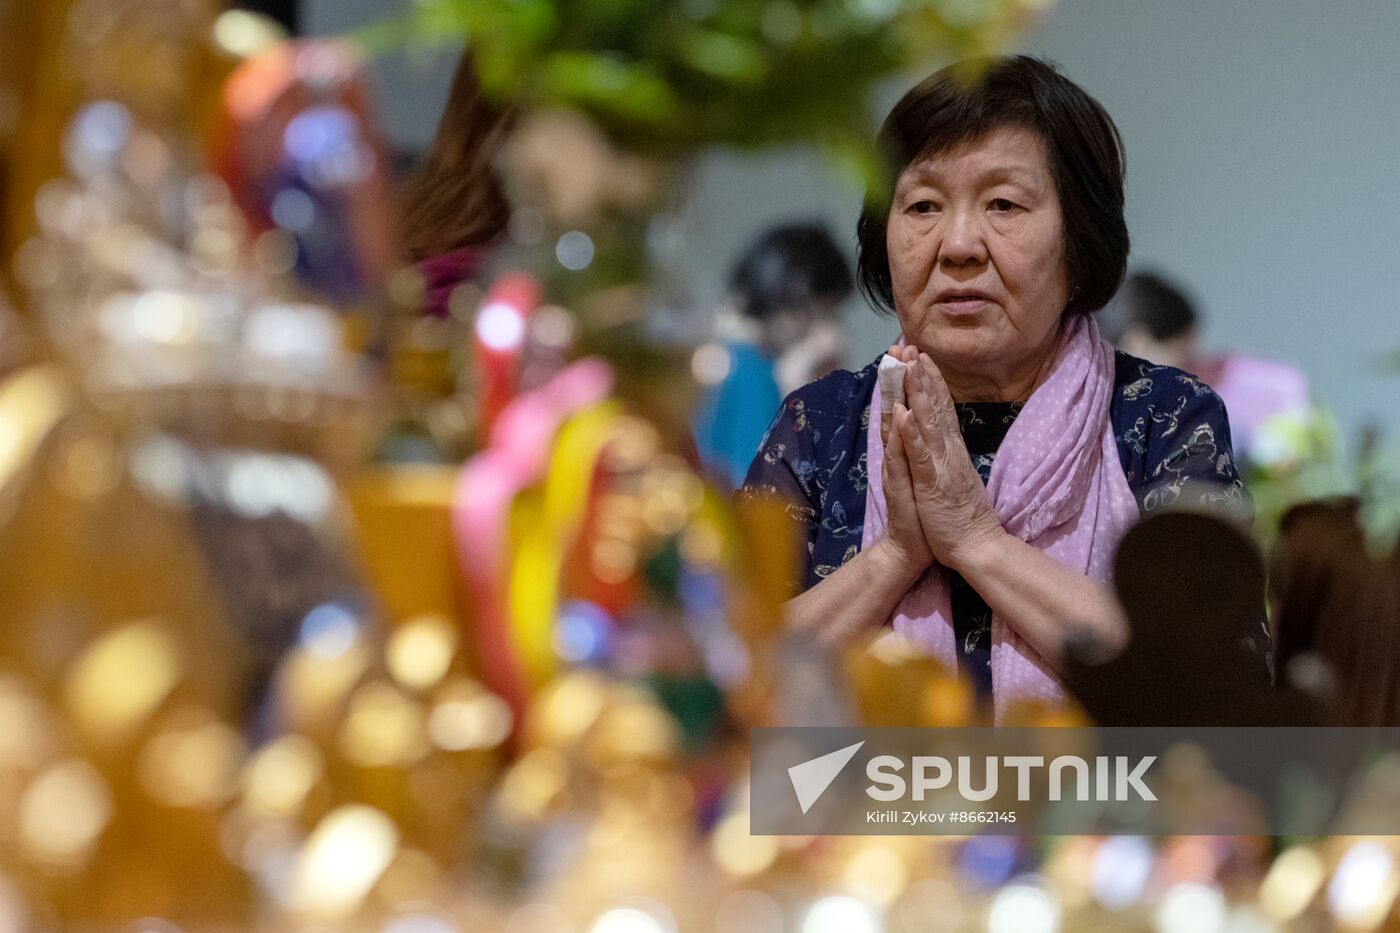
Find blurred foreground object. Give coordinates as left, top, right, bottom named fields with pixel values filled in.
left=0, top=6, right=398, bottom=926
left=0, top=0, right=235, bottom=298
left=1270, top=497, right=1400, bottom=726
left=1062, top=512, right=1292, bottom=727
left=215, top=37, right=398, bottom=304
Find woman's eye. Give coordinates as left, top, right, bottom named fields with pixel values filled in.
left=989, top=198, right=1020, bottom=212
left=910, top=200, right=938, bottom=214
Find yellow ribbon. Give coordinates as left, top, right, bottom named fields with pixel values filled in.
left=506, top=400, right=624, bottom=692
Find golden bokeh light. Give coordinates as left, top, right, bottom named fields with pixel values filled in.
left=586, top=690, right=680, bottom=768
left=137, top=708, right=245, bottom=809
left=710, top=812, right=778, bottom=878
left=241, top=733, right=325, bottom=821
left=339, top=681, right=430, bottom=769
left=64, top=620, right=180, bottom=743
left=289, top=805, right=399, bottom=918
left=1259, top=844, right=1325, bottom=922
left=532, top=672, right=608, bottom=748
left=497, top=748, right=569, bottom=825
left=277, top=639, right=372, bottom=732
left=386, top=614, right=459, bottom=693
left=19, top=759, right=112, bottom=869
left=427, top=690, right=512, bottom=752
left=841, top=843, right=909, bottom=907
left=0, top=673, right=57, bottom=770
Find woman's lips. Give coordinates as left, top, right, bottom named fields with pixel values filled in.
left=936, top=296, right=991, bottom=315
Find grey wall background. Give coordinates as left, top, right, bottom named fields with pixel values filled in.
left=1026, top=0, right=1400, bottom=445
left=307, top=0, right=1400, bottom=441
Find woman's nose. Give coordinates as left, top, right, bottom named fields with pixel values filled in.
left=938, top=209, right=989, bottom=267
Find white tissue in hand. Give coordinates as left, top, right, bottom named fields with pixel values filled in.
left=878, top=355, right=907, bottom=413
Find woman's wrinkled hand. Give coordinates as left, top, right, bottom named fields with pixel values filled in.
left=898, top=350, right=1006, bottom=571
left=879, top=392, right=934, bottom=580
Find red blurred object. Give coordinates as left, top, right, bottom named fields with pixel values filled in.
left=562, top=462, right=642, bottom=617
left=473, top=273, right=541, bottom=437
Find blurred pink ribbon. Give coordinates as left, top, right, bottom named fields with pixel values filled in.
left=452, top=357, right=614, bottom=722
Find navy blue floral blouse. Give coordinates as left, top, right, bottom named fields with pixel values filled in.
left=738, top=350, right=1261, bottom=694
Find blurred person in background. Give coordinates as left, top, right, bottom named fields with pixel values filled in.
left=401, top=50, right=513, bottom=317
left=693, top=222, right=853, bottom=490
left=1100, top=270, right=1199, bottom=370
left=741, top=56, right=1268, bottom=719
left=1105, top=270, right=1310, bottom=467
left=383, top=49, right=528, bottom=462
left=1270, top=497, right=1400, bottom=725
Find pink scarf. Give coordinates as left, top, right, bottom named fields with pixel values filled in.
left=861, top=313, right=1139, bottom=721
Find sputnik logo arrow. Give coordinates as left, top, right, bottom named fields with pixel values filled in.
left=787, top=741, right=865, bottom=814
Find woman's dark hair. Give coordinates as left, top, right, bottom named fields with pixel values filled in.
left=1270, top=498, right=1400, bottom=726
left=729, top=223, right=853, bottom=321
left=401, top=52, right=514, bottom=262
left=856, top=55, right=1129, bottom=318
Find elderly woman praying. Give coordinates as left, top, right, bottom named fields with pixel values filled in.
left=739, top=56, right=1269, bottom=720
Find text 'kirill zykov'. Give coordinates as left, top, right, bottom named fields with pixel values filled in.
left=866, top=755, right=1158, bottom=802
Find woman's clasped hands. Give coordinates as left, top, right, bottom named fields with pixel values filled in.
left=881, top=344, right=1006, bottom=578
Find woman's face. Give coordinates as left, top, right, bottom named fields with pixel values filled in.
left=886, top=125, right=1070, bottom=398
